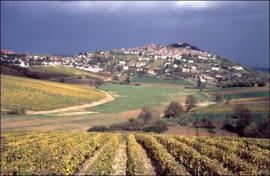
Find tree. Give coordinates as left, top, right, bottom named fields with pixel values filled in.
left=138, top=107, right=157, bottom=123
left=89, top=78, right=104, bottom=88
left=185, top=95, right=198, bottom=113
left=224, top=94, right=231, bottom=105
left=214, top=93, right=222, bottom=102
left=83, top=52, right=88, bottom=57
left=244, top=122, right=262, bottom=138
left=202, top=117, right=216, bottom=129
left=91, top=51, right=98, bottom=59
left=234, top=104, right=254, bottom=136
left=258, top=82, right=266, bottom=87
left=257, top=113, right=270, bottom=138
left=94, top=78, right=104, bottom=87
left=164, top=102, right=184, bottom=119
left=143, top=119, right=169, bottom=133
left=197, top=79, right=201, bottom=88
left=89, top=80, right=95, bottom=86
left=112, top=75, right=119, bottom=81
left=126, top=76, right=130, bottom=84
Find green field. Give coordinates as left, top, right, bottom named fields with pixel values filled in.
left=131, top=77, right=195, bottom=86
left=88, top=84, right=205, bottom=114
left=204, top=87, right=248, bottom=92
left=166, top=112, right=267, bottom=126
left=1, top=75, right=105, bottom=112
left=229, top=91, right=269, bottom=99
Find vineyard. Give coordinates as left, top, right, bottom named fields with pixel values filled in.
left=1, top=131, right=269, bottom=175
left=1, top=75, right=105, bottom=111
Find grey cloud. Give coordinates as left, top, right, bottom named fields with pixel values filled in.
left=1, top=1, right=268, bottom=68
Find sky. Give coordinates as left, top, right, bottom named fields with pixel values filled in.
left=1, top=1, right=269, bottom=69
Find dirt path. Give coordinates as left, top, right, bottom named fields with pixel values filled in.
left=137, top=142, right=156, bottom=175
left=111, top=143, right=127, bottom=175
left=75, top=144, right=108, bottom=176
left=25, top=91, right=114, bottom=115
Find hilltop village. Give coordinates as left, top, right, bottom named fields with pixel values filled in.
left=1, top=42, right=268, bottom=86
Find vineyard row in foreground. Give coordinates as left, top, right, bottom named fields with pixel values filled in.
left=1, top=131, right=269, bottom=175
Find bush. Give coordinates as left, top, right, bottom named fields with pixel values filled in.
left=185, top=95, right=198, bottom=113
left=214, top=93, right=223, bottom=102
left=94, top=78, right=104, bottom=86
left=87, top=125, right=109, bottom=132
left=143, top=119, right=169, bottom=133
left=223, top=123, right=236, bottom=132
left=7, top=108, right=25, bottom=115
left=258, top=82, right=266, bottom=87
left=112, top=75, right=119, bottom=81
left=234, top=104, right=254, bottom=136
left=138, top=107, right=157, bottom=123
left=85, top=75, right=95, bottom=79
left=59, top=78, right=65, bottom=83
left=244, top=122, right=262, bottom=138
left=202, top=117, right=216, bottom=129
left=257, top=113, right=270, bottom=138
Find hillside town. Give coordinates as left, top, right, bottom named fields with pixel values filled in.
left=0, top=42, right=266, bottom=85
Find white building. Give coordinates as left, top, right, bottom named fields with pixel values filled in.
left=119, top=61, right=126, bottom=65
left=211, top=67, right=220, bottom=71
left=232, top=65, right=244, bottom=71
left=191, top=66, right=197, bottom=70
left=182, top=68, right=190, bottom=72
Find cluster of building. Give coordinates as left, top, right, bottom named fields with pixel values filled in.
left=1, top=42, right=245, bottom=80
left=0, top=50, right=104, bottom=73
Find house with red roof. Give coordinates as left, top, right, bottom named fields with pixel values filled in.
left=1, top=50, right=14, bottom=55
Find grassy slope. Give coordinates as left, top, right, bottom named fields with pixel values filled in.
left=88, top=84, right=205, bottom=114
left=1, top=75, right=105, bottom=111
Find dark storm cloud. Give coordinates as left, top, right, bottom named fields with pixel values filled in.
left=1, top=1, right=269, bottom=68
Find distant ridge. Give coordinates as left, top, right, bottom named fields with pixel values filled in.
left=251, top=67, right=269, bottom=72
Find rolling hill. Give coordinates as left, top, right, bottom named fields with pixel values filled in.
left=1, top=74, right=105, bottom=113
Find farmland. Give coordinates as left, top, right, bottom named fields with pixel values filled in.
left=1, top=75, right=105, bottom=112
left=1, top=77, right=269, bottom=132
left=1, top=83, right=209, bottom=131
left=30, top=66, right=113, bottom=79
left=1, top=131, right=269, bottom=175
left=131, top=77, right=195, bottom=86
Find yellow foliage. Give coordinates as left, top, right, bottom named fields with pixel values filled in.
left=1, top=75, right=105, bottom=111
